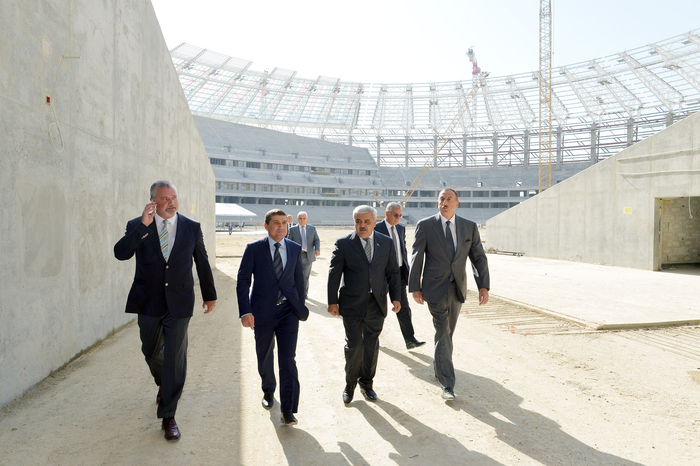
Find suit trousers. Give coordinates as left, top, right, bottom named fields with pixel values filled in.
left=254, top=302, right=300, bottom=412
left=395, top=284, right=416, bottom=342
left=300, top=250, right=312, bottom=298
left=427, top=281, right=462, bottom=390
left=342, top=296, right=385, bottom=390
left=138, top=313, right=190, bottom=419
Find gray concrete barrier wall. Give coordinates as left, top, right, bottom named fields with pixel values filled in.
left=0, top=1, right=216, bottom=406
left=487, top=111, right=700, bottom=270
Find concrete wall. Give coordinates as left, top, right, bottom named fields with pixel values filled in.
left=0, top=0, right=216, bottom=406
left=487, top=110, right=700, bottom=270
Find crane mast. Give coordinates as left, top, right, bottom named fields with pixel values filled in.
left=538, top=0, right=553, bottom=191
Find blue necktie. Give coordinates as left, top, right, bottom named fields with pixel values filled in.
left=273, top=242, right=284, bottom=303
left=159, top=220, right=169, bottom=260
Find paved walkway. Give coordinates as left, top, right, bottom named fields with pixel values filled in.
left=485, top=254, right=700, bottom=329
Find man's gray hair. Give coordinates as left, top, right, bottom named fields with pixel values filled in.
left=297, top=211, right=308, bottom=217
left=385, top=202, right=402, bottom=212
left=353, top=205, right=377, bottom=220
left=150, top=180, right=176, bottom=199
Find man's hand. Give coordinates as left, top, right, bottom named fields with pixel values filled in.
left=141, top=201, right=157, bottom=227
left=315, top=250, right=321, bottom=257
left=479, top=288, right=489, bottom=305
left=412, top=291, right=424, bottom=305
left=203, top=300, right=216, bottom=314
left=391, top=301, right=401, bottom=313
left=241, top=314, right=255, bottom=329
left=327, top=304, right=340, bottom=316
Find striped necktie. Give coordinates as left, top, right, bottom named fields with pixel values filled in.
left=273, top=242, right=284, bottom=303
left=159, top=219, right=169, bottom=260
left=363, top=238, right=372, bottom=262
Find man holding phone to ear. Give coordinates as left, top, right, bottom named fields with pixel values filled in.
left=114, top=180, right=217, bottom=441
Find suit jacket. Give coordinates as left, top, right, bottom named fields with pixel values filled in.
left=408, top=213, right=489, bottom=304
left=114, top=213, right=217, bottom=319
left=236, top=237, right=309, bottom=326
left=287, top=224, right=321, bottom=263
left=327, top=231, right=401, bottom=317
left=375, top=220, right=409, bottom=285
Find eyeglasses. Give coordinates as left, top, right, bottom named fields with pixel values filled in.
left=390, top=212, right=402, bottom=218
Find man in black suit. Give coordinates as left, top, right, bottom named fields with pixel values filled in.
left=287, top=211, right=321, bottom=298
left=409, top=188, right=489, bottom=401
left=237, top=209, right=309, bottom=426
left=327, top=205, right=401, bottom=404
left=375, top=202, right=425, bottom=350
left=114, top=180, right=217, bottom=441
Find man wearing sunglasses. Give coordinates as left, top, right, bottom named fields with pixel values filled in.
left=375, top=202, right=425, bottom=350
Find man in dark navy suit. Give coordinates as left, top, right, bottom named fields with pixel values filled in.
left=375, top=202, right=425, bottom=350
left=237, top=209, right=308, bottom=426
left=327, top=205, right=401, bottom=404
left=114, top=180, right=217, bottom=441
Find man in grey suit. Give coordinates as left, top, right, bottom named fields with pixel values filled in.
left=287, top=212, right=320, bottom=298
left=375, top=202, right=425, bottom=350
left=409, top=188, right=490, bottom=401
left=327, top=205, right=401, bottom=404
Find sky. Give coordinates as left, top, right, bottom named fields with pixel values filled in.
left=150, top=0, right=700, bottom=84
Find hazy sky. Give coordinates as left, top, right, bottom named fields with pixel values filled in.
left=151, top=0, right=700, bottom=83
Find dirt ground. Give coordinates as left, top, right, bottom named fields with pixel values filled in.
left=1, top=226, right=699, bottom=465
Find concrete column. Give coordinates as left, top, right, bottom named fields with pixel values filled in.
left=556, top=126, right=563, bottom=167
left=492, top=133, right=498, bottom=167
left=523, top=129, right=530, bottom=168
left=433, top=134, right=439, bottom=167
left=462, top=133, right=467, bottom=167
left=376, top=136, right=381, bottom=166
left=405, top=135, right=409, bottom=167
left=348, top=134, right=353, bottom=146
left=666, top=112, right=674, bottom=127
left=590, top=122, right=598, bottom=164
left=626, top=118, right=634, bottom=147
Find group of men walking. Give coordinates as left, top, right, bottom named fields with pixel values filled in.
left=115, top=181, right=489, bottom=440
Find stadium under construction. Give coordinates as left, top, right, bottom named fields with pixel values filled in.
left=171, top=29, right=700, bottom=223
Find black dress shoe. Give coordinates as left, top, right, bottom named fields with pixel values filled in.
left=262, top=393, right=274, bottom=409
left=162, top=417, right=181, bottom=441
left=361, top=388, right=378, bottom=401
left=280, top=410, right=298, bottom=426
left=406, top=338, right=426, bottom=350
left=442, top=387, right=455, bottom=401
left=156, top=386, right=162, bottom=404
left=342, top=385, right=355, bottom=404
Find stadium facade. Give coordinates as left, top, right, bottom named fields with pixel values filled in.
left=172, top=30, right=700, bottom=223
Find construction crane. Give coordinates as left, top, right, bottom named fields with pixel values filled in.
left=398, top=71, right=489, bottom=208
left=538, top=0, right=553, bottom=191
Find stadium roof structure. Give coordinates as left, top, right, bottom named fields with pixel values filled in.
left=171, top=29, right=700, bottom=168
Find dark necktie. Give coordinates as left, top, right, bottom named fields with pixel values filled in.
left=445, top=221, right=455, bottom=260
left=273, top=242, right=284, bottom=303
left=391, top=226, right=401, bottom=267
left=446, top=221, right=455, bottom=281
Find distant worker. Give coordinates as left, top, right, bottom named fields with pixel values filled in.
left=375, top=202, right=425, bottom=350
left=228, top=223, right=233, bottom=235
left=327, top=205, right=401, bottom=404
left=287, top=211, right=321, bottom=298
left=409, top=188, right=489, bottom=402
left=114, top=180, right=217, bottom=441
left=237, top=209, right=309, bottom=426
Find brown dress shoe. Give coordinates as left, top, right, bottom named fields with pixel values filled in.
left=162, top=417, right=181, bottom=441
